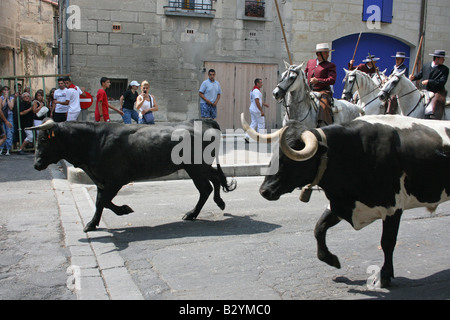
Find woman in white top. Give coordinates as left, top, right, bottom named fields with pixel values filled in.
left=136, top=80, right=158, bottom=124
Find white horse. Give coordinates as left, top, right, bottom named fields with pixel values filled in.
left=378, top=70, right=428, bottom=118
left=342, top=69, right=386, bottom=115
left=273, top=62, right=362, bottom=128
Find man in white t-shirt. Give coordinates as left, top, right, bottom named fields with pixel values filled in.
left=52, top=78, right=68, bottom=122
left=64, top=77, right=84, bottom=121
left=245, top=78, right=269, bottom=143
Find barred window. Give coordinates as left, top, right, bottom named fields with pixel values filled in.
left=105, top=78, right=128, bottom=101
left=164, top=0, right=215, bottom=15
left=245, top=0, right=265, bottom=18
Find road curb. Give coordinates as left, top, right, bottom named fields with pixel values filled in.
left=50, top=165, right=144, bottom=300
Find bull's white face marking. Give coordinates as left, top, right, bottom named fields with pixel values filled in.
left=351, top=174, right=450, bottom=230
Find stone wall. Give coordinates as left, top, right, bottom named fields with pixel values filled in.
left=0, top=0, right=57, bottom=90
left=67, top=0, right=450, bottom=123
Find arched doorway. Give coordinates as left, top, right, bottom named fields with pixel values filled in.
left=332, top=33, right=411, bottom=98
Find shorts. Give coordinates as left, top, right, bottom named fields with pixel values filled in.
left=200, top=103, right=217, bottom=119
left=24, top=129, right=33, bottom=143
left=53, top=112, right=67, bottom=123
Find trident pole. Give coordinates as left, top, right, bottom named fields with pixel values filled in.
left=274, top=0, right=292, bottom=64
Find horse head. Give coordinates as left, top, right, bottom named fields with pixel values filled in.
left=342, top=68, right=358, bottom=101
left=273, top=62, right=305, bottom=102
left=378, top=69, right=406, bottom=102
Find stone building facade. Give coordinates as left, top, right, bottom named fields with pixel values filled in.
left=66, top=0, right=450, bottom=129
left=0, top=0, right=58, bottom=89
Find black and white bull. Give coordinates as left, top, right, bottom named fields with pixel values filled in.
left=244, top=114, right=450, bottom=287
left=28, top=119, right=236, bottom=232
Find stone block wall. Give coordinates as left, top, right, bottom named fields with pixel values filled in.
left=67, top=0, right=450, bottom=122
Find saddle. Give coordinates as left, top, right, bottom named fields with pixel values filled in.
left=418, top=90, right=447, bottom=119
left=310, top=90, right=334, bottom=126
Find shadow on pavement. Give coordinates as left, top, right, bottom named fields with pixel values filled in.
left=84, top=213, right=281, bottom=250
left=340, top=269, right=450, bottom=299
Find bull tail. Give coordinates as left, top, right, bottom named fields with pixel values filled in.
left=216, top=164, right=237, bottom=193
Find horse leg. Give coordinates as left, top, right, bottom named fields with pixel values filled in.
left=380, top=209, right=403, bottom=288
left=314, top=207, right=342, bottom=269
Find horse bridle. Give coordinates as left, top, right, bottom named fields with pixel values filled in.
left=342, top=73, right=359, bottom=100
left=277, top=67, right=302, bottom=120
left=381, top=74, right=424, bottom=116
left=277, top=67, right=300, bottom=94
left=344, top=73, right=381, bottom=107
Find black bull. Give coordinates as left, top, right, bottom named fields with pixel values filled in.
left=256, top=115, right=450, bottom=287
left=28, top=118, right=236, bottom=232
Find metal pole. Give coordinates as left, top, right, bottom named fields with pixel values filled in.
left=274, top=0, right=292, bottom=65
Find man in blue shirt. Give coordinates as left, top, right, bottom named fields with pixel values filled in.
left=199, top=69, right=222, bottom=120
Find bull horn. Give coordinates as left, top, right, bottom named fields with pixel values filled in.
left=25, top=118, right=55, bottom=131
left=280, top=126, right=319, bottom=161
left=240, top=113, right=280, bottom=143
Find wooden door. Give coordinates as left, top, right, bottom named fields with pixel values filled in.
left=204, top=62, right=279, bottom=131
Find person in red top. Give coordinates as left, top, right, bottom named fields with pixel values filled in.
left=348, top=54, right=380, bottom=76
left=95, top=77, right=123, bottom=122
left=305, top=43, right=337, bottom=92
left=305, top=43, right=337, bottom=125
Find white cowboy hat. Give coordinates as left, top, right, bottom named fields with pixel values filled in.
left=129, top=80, right=140, bottom=86
left=429, top=50, right=448, bottom=58
left=391, top=51, right=409, bottom=59
left=315, top=43, right=334, bottom=52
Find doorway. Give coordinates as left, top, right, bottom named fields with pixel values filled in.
left=332, top=33, right=411, bottom=98
left=203, top=62, right=279, bottom=130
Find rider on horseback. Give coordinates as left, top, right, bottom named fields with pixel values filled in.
left=349, top=54, right=380, bottom=76
left=409, top=50, right=449, bottom=120
left=305, top=43, right=336, bottom=126
left=386, top=52, right=410, bottom=114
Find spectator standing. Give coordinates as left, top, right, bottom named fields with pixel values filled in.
left=95, top=77, right=123, bottom=122
left=136, top=80, right=158, bottom=124
left=32, top=89, right=48, bottom=126
left=1, top=86, right=14, bottom=155
left=53, top=78, right=68, bottom=122
left=13, top=83, right=22, bottom=99
left=17, top=93, right=34, bottom=154
left=47, top=88, right=56, bottom=118
left=64, top=77, right=85, bottom=121
left=199, top=69, right=221, bottom=120
left=120, top=80, right=140, bottom=124
left=244, top=78, right=269, bottom=143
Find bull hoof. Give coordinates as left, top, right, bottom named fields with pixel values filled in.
left=182, top=211, right=198, bottom=221
left=116, top=205, right=133, bottom=216
left=83, top=221, right=97, bottom=232
left=380, top=278, right=391, bottom=288
left=318, top=252, right=341, bottom=269
left=216, top=199, right=225, bottom=210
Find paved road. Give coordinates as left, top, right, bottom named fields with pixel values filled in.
left=1, top=153, right=450, bottom=300
left=0, top=153, right=75, bottom=299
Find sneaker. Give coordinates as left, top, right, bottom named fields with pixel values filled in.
left=5, top=150, right=10, bottom=156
